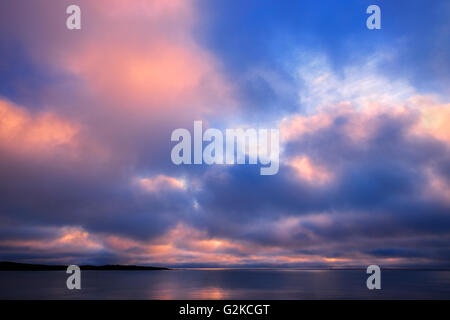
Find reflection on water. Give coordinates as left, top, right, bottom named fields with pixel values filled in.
left=194, top=287, right=228, bottom=300
left=1, top=269, right=450, bottom=299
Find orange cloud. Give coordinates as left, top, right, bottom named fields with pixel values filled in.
left=64, top=41, right=231, bottom=112
left=0, top=98, right=78, bottom=154
left=137, top=175, right=187, bottom=192
left=0, top=226, right=103, bottom=252
left=54, top=0, right=234, bottom=117
left=289, top=156, right=333, bottom=184
left=280, top=111, right=333, bottom=142
left=280, top=102, right=379, bottom=144
left=408, top=95, right=450, bottom=143
left=0, top=98, right=114, bottom=166
left=97, top=224, right=252, bottom=266
left=281, top=95, right=450, bottom=155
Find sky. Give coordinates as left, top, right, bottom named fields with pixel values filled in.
left=0, top=0, right=449, bottom=268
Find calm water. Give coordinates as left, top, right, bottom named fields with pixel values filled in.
left=1, top=269, right=450, bottom=299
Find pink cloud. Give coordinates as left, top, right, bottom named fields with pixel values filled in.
left=288, top=156, right=333, bottom=185
left=137, top=175, right=186, bottom=192
left=0, top=98, right=78, bottom=154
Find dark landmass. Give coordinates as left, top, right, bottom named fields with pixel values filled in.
left=1, top=261, right=449, bottom=271
left=0, top=261, right=170, bottom=271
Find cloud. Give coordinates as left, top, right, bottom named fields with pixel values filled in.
left=293, top=52, right=416, bottom=113
left=288, top=156, right=333, bottom=185
left=0, top=98, right=78, bottom=154
left=137, top=175, right=187, bottom=193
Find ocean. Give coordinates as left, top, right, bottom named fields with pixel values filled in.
left=1, top=269, right=450, bottom=299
